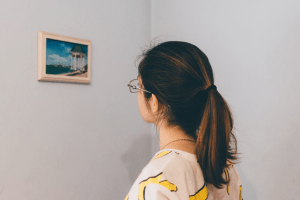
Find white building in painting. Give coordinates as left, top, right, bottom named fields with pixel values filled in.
left=70, top=45, right=86, bottom=71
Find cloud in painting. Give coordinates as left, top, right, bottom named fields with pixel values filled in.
left=60, top=43, right=72, bottom=53
left=65, top=47, right=72, bottom=53
left=47, top=54, right=70, bottom=66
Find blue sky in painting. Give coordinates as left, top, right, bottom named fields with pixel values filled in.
left=46, top=39, right=88, bottom=66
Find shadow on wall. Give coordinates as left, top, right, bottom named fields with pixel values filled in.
left=120, top=132, right=153, bottom=184
left=236, top=164, right=258, bottom=200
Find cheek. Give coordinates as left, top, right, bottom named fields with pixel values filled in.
left=137, top=92, right=152, bottom=123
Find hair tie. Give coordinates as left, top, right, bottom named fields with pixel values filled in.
left=206, top=85, right=217, bottom=92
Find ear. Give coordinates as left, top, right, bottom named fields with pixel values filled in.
left=149, top=94, right=159, bottom=114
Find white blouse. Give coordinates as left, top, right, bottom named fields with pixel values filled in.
left=125, top=149, right=242, bottom=200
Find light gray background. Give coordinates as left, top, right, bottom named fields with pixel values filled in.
left=0, top=0, right=299, bottom=199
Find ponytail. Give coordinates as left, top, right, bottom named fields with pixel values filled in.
left=196, top=89, right=238, bottom=189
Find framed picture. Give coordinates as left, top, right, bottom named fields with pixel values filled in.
left=38, top=31, right=91, bottom=84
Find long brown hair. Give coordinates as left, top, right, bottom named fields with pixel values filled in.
left=137, top=41, right=238, bottom=188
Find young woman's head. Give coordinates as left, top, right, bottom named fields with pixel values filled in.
left=136, top=41, right=238, bottom=189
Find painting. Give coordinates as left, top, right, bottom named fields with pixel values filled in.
left=38, top=31, right=91, bottom=84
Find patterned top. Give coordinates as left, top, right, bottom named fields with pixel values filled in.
left=124, top=149, right=242, bottom=200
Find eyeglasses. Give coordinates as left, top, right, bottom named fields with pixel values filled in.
left=127, top=79, right=151, bottom=93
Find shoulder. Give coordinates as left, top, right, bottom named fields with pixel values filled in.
left=144, top=149, right=201, bottom=178
left=138, top=149, right=207, bottom=199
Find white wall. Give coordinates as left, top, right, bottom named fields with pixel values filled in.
left=1, top=0, right=299, bottom=199
left=0, top=0, right=151, bottom=199
left=152, top=0, right=300, bottom=199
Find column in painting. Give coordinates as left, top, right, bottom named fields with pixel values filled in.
left=82, top=55, right=85, bottom=70
left=70, top=54, right=76, bottom=70
left=76, top=55, right=78, bottom=70
left=79, top=55, right=81, bottom=70
left=71, top=55, right=73, bottom=70
left=79, top=55, right=82, bottom=70
left=81, top=55, right=84, bottom=71
left=75, top=55, right=78, bottom=70
left=70, top=55, right=73, bottom=70
left=77, top=56, right=80, bottom=70
left=83, top=55, right=85, bottom=70
left=76, top=56, right=78, bottom=70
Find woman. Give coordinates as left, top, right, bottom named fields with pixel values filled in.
left=126, top=41, right=242, bottom=200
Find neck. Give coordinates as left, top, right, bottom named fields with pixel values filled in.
left=157, top=120, right=196, bottom=154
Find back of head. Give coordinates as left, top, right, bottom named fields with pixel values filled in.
left=138, top=41, right=238, bottom=188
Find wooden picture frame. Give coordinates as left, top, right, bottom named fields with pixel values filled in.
left=38, top=31, right=91, bottom=84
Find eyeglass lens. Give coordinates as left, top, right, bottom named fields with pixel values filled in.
left=129, top=79, right=140, bottom=93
